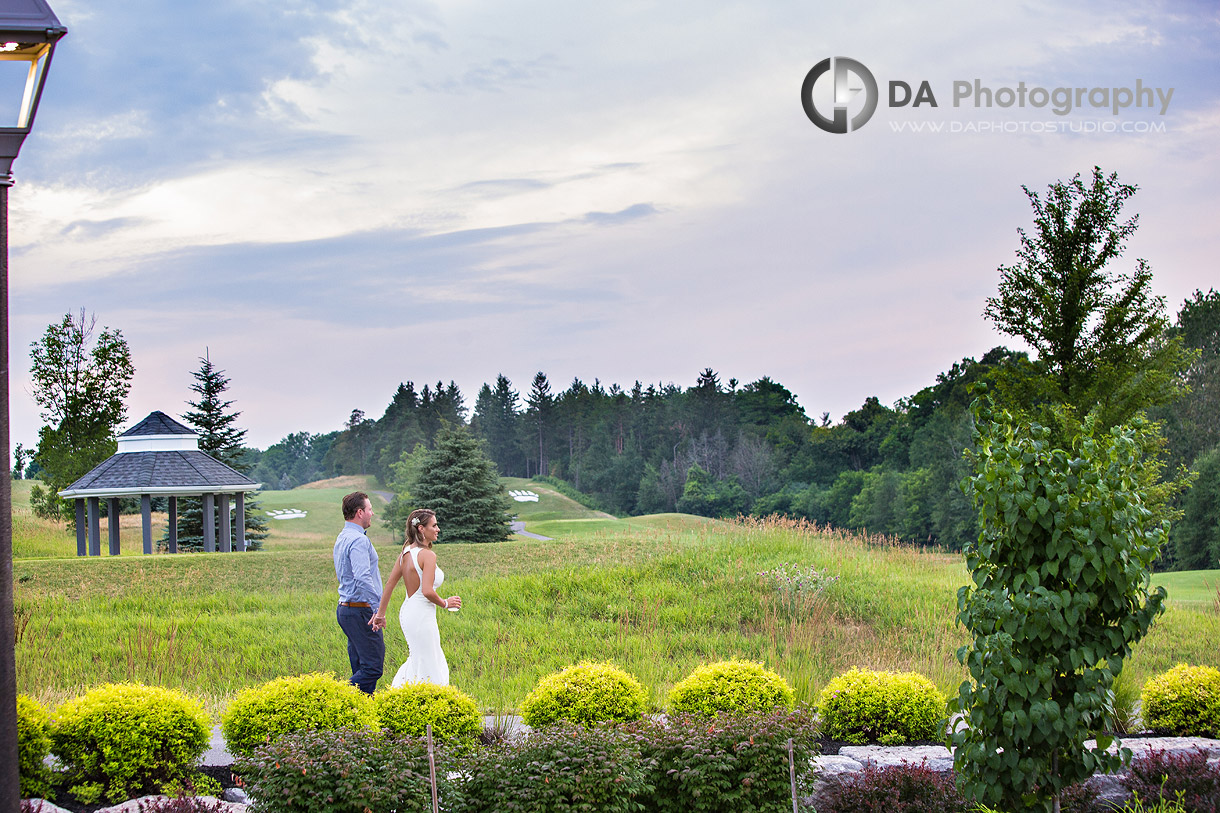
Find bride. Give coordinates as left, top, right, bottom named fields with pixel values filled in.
left=371, top=508, right=461, bottom=687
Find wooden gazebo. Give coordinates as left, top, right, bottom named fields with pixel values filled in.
left=57, top=411, right=262, bottom=556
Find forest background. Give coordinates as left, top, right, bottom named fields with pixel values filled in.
left=231, top=286, right=1219, bottom=571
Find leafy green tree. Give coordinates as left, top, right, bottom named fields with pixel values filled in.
left=737, top=376, right=806, bottom=428
left=819, top=469, right=867, bottom=529
left=953, top=401, right=1168, bottom=812
left=983, top=167, right=1194, bottom=430
left=381, top=443, right=429, bottom=542
left=674, top=463, right=749, bottom=518
left=848, top=467, right=905, bottom=535
left=402, top=424, right=511, bottom=544
left=1159, top=289, right=1220, bottom=471
left=11, top=442, right=31, bottom=479
left=1171, top=443, right=1220, bottom=570
left=170, top=353, right=268, bottom=551
left=29, top=310, right=135, bottom=520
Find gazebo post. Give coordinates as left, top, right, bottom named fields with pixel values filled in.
left=203, top=493, right=215, bottom=552
left=236, top=492, right=246, bottom=552
left=74, top=499, right=85, bottom=557
left=141, top=494, right=152, bottom=554
left=167, top=496, right=178, bottom=553
left=107, top=498, right=120, bottom=555
left=218, top=493, right=231, bottom=553
left=87, top=497, right=100, bottom=556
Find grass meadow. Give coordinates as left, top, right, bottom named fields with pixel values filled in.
left=12, top=476, right=1220, bottom=719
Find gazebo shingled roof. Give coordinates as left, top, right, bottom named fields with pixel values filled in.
left=120, top=410, right=196, bottom=437
left=59, top=449, right=259, bottom=497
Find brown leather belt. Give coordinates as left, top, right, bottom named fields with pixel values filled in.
left=339, top=601, right=371, bottom=608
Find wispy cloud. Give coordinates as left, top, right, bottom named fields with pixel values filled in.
left=6, top=0, right=1220, bottom=450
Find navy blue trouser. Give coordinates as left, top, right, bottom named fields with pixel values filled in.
left=336, top=604, right=384, bottom=694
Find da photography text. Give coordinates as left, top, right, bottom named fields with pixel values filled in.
left=802, top=57, right=1175, bottom=134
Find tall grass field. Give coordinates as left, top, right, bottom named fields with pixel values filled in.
left=12, top=477, right=1219, bottom=718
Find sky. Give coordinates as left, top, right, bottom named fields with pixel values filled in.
left=6, top=0, right=1220, bottom=450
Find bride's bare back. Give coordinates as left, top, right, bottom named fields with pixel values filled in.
left=404, top=553, right=421, bottom=596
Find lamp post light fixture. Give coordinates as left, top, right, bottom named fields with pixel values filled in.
left=0, top=0, right=65, bottom=809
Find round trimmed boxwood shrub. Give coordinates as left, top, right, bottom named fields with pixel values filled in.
left=1141, top=663, right=1220, bottom=737
left=520, top=661, right=649, bottom=728
left=667, top=659, right=794, bottom=716
left=50, top=682, right=211, bottom=804
left=817, top=667, right=947, bottom=745
left=18, top=694, right=54, bottom=800
left=221, top=672, right=379, bottom=758
left=376, top=683, right=481, bottom=747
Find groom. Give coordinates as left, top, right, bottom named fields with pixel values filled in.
left=333, top=491, right=384, bottom=693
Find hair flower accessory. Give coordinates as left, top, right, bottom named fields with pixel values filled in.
left=410, top=516, right=420, bottom=526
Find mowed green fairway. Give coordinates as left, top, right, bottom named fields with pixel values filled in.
left=13, top=478, right=1220, bottom=717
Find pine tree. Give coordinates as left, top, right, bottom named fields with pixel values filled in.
left=166, top=352, right=268, bottom=551
left=401, top=423, right=511, bottom=544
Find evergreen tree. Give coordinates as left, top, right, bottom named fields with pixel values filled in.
left=525, top=372, right=553, bottom=477
left=167, top=353, right=268, bottom=551
left=402, top=423, right=511, bottom=544
left=472, top=374, right=523, bottom=476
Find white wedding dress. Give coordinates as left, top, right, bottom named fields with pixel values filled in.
left=391, top=546, right=450, bottom=687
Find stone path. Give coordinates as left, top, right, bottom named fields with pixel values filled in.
left=510, top=520, right=551, bottom=540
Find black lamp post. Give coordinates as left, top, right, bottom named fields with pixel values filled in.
left=0, top=0, right=65, bottom=809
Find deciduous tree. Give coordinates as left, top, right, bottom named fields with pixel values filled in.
left=983, top=167, right=1193, bottom=430
left=954, top=402, right=1167, bottom=812
left=29, top=310, right=134, bottom=520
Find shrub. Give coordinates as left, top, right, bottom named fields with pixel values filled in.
left=1122, top=747, right=1220, bottom=812
left=1140, top=663, right=1220, bottom=737
left=375, top=683, right=481, bottom=747
left=818, top=667, right=947, bottom=744
left=17, top=694, right=54, bottom=800
left=626, top=707, right=820, bottom=813
left=220, top=672, right=378, bottom=758
left=453, top=724, right=647, bottom=813
left=520, top=661, right=648, bottom=728
left=50, top=682, right=210, bottom=804
left=234, top=728, right=454, bottom=813
left=667, top=659, right=795, bottom=716
left=816, top=762, right=965, bottom=813
left=817, top=765, right=1107, bottom=813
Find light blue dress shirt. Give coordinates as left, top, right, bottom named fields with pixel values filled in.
left=334, top=521, right=383, bottom=604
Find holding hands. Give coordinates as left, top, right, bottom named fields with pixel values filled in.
left=369, top=594, right=461, bottom=629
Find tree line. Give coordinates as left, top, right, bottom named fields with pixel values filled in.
left=23, top=168, right=1220, bottom=568
left=245, top=169, right=1220, bottom=569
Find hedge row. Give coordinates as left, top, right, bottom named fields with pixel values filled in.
left=234, top=708, right=822, bottom=813
left=20, top=660, right=1219, bottom=804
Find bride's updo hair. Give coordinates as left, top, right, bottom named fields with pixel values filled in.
left=404, top=508, right=437, bottom=551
